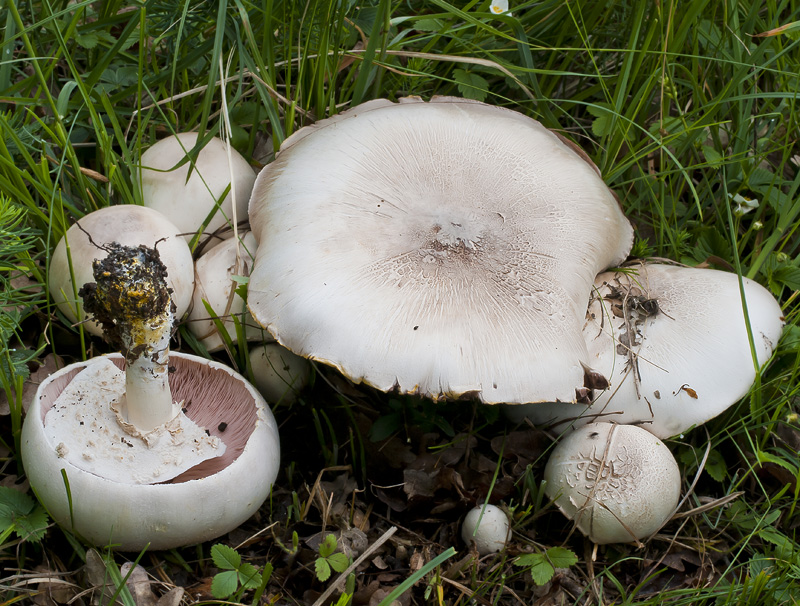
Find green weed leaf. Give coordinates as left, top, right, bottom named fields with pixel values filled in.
left=587, top=103, right=614, bottom=137
left=414, top=18, right=443, bottom=31
left=0, top=486, right=35, bottom=518
left=756, top=450, right=799, bottom=475
left=0, top=486, right=48, bottom=542
left=515, top=547, right=576, bottom=585
left=513, top=553, right=539, bottom=568
left=704, top=449, right=729, bottom=483
left=14, top=506, right=49, bottom=542
left=210, top=570, right=239, bottom=599
left=238, top=562, right=261, bottom=589
left=211, top=543, right=241, bottom=570
left=315, top=557, right=332, bottom=582
left=701, top=145, right=724, bottom=167
left=453, top=69, right=489, bottom=102
left=328, top=552, right=350, bottom=573
left=75, top=32, right=100, bottom=49
left=546, top=546, right=578, bottom=568
left=528, top=554, right=555, bottom=585
left=319, top=533, right=337, bottom=558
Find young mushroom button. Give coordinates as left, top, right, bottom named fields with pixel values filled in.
left=49, top=205, right=194, bottom=337
left=187, top=231, right=270, bottom=352
left=137, top=132, right=257, bottom=245
left=544, top=423, right=681, bottom=545
left=247, top=97, right=633, bottom=405
left=461, top=504, right=510, bottom=555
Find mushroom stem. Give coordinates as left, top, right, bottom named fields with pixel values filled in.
left=123, top=303, right=175, bottom=431
left=80, top=242, right=178, bottom=432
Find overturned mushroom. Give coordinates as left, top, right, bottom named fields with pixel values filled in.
left=507, top=264, right=785, bottom=438
left=23, top=243, right=280, bottom=550
left=247, top=97, right=633, bottom=404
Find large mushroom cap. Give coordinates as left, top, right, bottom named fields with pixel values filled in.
left=509, top=263, right=785, bottom=437
left=247, top=97, right=633, bottom=404
left=22, top=352, right=280, bottom=551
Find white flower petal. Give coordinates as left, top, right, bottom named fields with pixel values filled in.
left=490, top=0, right=509, bottom=15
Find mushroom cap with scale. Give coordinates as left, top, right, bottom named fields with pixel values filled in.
left=247, top=97, right=633, bottom=404
left=544, top=422, right=681, bottom=545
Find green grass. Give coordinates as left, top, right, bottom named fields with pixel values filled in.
left=1, top=0, right=800, bottom=604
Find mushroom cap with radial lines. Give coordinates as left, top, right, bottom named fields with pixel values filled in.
left=506, top=263, right=785, bottom=438
left=247, top=97, right=633, bottom=404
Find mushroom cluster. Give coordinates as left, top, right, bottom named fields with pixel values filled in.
left=34, top=133, right=310, bottom=550
left=242, top=97, right=785, bottom=547
left=26, top=242, right=280, bottom=550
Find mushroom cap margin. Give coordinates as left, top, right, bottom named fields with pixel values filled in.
left=507, top=264, right=785, bottom=437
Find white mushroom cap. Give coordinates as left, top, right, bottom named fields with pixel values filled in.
left=248, top=343, right=311, bottom=404
left=461, top=504, right=510, bottom=555
left=248, top=97, right=633, bottom=404
left=49, top=206, right=194, bottom=336
left=544, top=423, right=680, bottom=544
left=187, top=232, right=271, bottom=352
left=137, top=133, right=256, bottom=243
left=21, top=352, right=280, bottom=551
left=508, top=264, right=785, bottom=438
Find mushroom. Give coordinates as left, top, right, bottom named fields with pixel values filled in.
left=49, top=205, right=194, bottom=337
left=461, top=504, right=510, bottom=555
left=506, top=263, right=785, bottom=438
left=248, top=343, right=311, bottom=404
left=544, top=423, right=680, bottom=544
left=187, top=231, right=271, bottom=352
left=23, top=242, right=280, bottom=550
left=137, top=132, right=256, bottom=244
left=247, top=97, right=633, bottom=404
